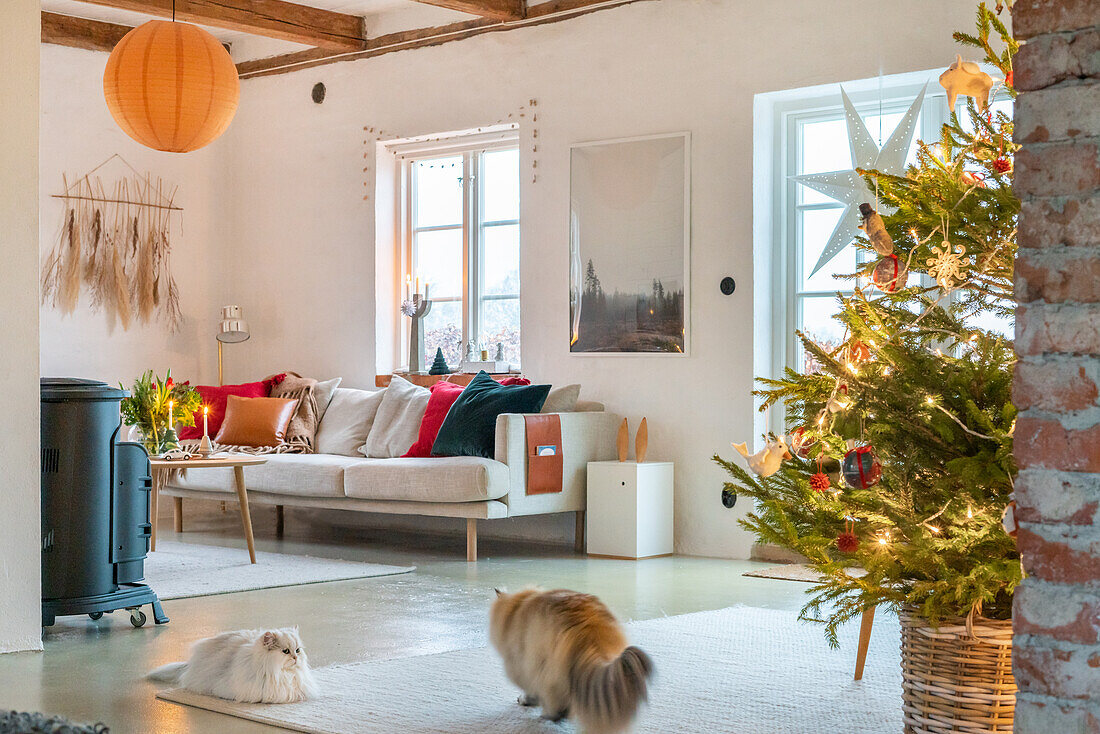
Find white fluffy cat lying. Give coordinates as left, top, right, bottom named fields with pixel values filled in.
left=148, top=627, right=319, bottom=703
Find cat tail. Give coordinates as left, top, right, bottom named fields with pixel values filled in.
left=570, top=646, right=654, bottom=733
left=146, top=662, right=187, bottom=683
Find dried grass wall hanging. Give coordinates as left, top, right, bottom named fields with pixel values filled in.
left=42, top=154, right=183, bottom=331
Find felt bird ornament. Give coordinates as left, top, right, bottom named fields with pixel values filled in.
left=939, top=54, right=994, bottom=111
left=858, top=203, right=894, bottom=256
left=731, top=435, right=791, bottom=478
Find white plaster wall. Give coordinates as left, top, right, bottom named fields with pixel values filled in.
left=39, top=44, right=227, bottom=388
left=215, top=0, right=976, bottom=557
left=0, top=0, right=43, bottom=654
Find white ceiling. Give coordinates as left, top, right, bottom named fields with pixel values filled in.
left=41, top=0, right=490, bottom=60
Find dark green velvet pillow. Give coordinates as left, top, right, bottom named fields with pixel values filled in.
left=431, top=371, right=550, bottom=458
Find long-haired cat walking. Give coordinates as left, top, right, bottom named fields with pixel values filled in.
left=491, top=588, right=653, bottom=733
left=147, top=627, right=318, bottom=703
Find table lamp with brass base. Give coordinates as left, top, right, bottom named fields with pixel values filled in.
left=216, top=305, right=250, bottom=386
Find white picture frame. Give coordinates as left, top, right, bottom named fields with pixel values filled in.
left=569, top=131, right=691, bottom=355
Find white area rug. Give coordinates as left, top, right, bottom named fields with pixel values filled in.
left=145, top=541, right=414, bottom=600
left=159, top=605, right=903, bottom=733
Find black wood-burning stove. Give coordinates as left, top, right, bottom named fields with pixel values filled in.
left=40, top=378, right=168, bottom=628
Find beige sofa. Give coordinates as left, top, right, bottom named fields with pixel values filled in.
left=161, top=410, right=620, bottom=560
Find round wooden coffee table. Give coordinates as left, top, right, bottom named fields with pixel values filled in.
left=148, top=454, right=268, bottom=563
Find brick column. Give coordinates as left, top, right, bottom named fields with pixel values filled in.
left=1012, top=2, right=1100, bottom=731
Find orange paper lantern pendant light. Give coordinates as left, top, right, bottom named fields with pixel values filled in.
left=104, top=18, right=240, bottom=153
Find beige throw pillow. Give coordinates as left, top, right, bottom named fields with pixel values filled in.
left=315, top=388, right=386, bottom=457
left=360, top=375, right=431, bottom=458
left=541, top=384, right=581, bottom=413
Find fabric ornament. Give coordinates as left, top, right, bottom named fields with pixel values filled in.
left=992, top=157, right=1011, bottom=174
left=1001, top=500, right=1018, bottom=537
left=731, top=435, right=790, bottom=478
left=858, top=203, right=894, bottom=256
left=842, top=444, right=882, bottom=489
left=810, top=472, right=831, bottom=493
left=872, top=254, right=908, bottom=293
left=939, top=54, right=994, bottom=110
left=826, top=383, right=851, bottom=414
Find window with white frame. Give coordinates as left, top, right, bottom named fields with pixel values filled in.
left=400, top=134, right=521, bottom=368
left=778, top=81, right=1012, bottom=374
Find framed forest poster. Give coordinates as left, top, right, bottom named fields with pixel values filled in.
left=569, top=132, right=690, bottom=354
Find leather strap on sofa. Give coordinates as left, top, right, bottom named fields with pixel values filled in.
left=524, top=414, right=563, bottom=495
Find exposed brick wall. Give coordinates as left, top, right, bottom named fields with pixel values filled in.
left=1013, top=2, right=1100, bottom=732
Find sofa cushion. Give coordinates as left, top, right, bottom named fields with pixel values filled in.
left=215, top=396, right=299, bottom=447
left=178, top=380, right=269, bottom=440
left=432, top=371, right=550, bottom=459
left=403, top=381, right=464, bottom=458
left=344, top=456, right=509, bottom=503
left=361, top=375, right=430, bottom=458
left=315, top=388, right=385, bottom=456
left=171, top=453, right=362, bottom=498
left=542, top=384, right=581, bottom=413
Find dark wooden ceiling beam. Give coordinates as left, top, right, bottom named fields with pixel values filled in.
left=237, top=0, right=653, bottom=79
left=42, top=11, right=131, bottom=53
left=410, top=0, right=525, bottom=21
left=70, top=0, right=367, bottom=50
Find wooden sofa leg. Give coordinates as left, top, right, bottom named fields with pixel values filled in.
left=466, top=518, right=477, bottom=562
left=174, top=497, right=183, bottom=533
left=276, top=505, right=285, bottom=537
left=575, top=510, right=586, bottom=554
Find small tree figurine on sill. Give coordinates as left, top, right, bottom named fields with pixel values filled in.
left=120, top=370, right=201, bottom=456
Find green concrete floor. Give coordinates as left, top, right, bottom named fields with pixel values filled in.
left=0, top=505, right=807, bottom=733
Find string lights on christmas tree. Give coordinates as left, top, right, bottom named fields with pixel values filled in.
left=715, top=3, right=1020, bottom=644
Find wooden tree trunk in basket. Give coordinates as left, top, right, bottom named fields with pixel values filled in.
left=900, top=608, right=1015, bottom=733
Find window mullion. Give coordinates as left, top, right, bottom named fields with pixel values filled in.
left=464, top=152, right=477, bottom=350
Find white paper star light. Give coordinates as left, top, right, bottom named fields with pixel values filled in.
left=794, top=84, right=927, bottom=277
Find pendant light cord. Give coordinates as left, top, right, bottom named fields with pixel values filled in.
left=172, top=0, right=176, bottom=22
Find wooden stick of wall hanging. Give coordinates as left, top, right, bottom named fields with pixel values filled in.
left=42, top=154, right=183, bottom=332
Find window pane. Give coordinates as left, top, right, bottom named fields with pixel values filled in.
left=423, top=300, right=463, bottom=368
left=415, top=228, right=462, bottom=299
left=799, top=118, right=850, bottom=205
left=799, top=207, right=854, bottom=292
left=482, top=149, right=519, bottom=222
left=864, top=109, right=921, bottom=165
left=481, top=224, right=519, bottom=297
left=415, top=156, right=463, bottom=228
left=800, top=118, right=851, bottom=174
left=479, top=297, right=520, bottom=365
left=798, top=296, right=846, bottom=373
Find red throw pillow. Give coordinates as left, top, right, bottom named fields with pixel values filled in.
left=402, top=381, right=465, bottom=458
left=498, top=377, right=531, bottom=386
left=177, top=380, right=270, bottom=440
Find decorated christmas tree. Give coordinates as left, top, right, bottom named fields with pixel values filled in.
left=717, top=3, right=1020, bottom=644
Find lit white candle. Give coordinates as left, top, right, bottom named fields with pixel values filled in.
left=424, top=281, right=430, bottom=300
left=203, top=406, right=209, bottom=437
left=415, top=276, right=420, bottom=296
left=405, top=274, right=411, bottom=301
left=168, top=400, right=174, bottom=429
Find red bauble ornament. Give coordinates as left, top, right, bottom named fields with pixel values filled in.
left=842, top=445, right=883, bottom=489
left=992, top=157, right=1011, bottom=174
left=872, top=254, right=908, bottom=293
left=846, top=340, right=872, bottom=364
left=789, top=427, right=817, bottom=458
left=837, top=531, right=859, bottom=553
left=810, top=472, right=831, bottom=493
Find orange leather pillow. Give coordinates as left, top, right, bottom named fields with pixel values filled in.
left=215, top=396, right=299, bottom=447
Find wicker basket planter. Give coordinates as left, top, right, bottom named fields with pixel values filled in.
left=900, top=608, right=1016, bottom=733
